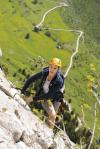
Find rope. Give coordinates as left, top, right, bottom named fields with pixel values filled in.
left=12, top=92, right=67, bottom=135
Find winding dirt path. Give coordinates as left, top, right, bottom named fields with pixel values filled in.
left=36, top=3, right=69, bottom=28
left=0, top=48, right=2, bottom=57
left=35, top=1, right=84, bottom=80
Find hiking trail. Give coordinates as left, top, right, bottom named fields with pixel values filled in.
left=35, top=1, right=84, bottom=79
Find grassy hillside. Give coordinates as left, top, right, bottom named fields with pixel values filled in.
left=0, top=0, right=100, bottom=147
left=0, top=0, right=75, bottom=84
left=61, top=0, right=100, bottom=137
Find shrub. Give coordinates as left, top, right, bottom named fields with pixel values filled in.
left=31, top=0, right=38, bottom=4
left=45, top=31, right=51, bottom=37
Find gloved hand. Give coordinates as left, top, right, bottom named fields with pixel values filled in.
left=21, top=94, right=33, bottom=103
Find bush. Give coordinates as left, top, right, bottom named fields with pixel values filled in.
left=31, top=0, right=38, bottom=4
left=45, top=31, right=51, bottom=37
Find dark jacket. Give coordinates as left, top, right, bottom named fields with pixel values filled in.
left=22, top=67, right=64, bottom=102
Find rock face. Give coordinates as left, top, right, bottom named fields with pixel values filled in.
left=0, top=68, right=78, bottom=149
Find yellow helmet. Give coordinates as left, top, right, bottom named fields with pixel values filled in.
left=49, top=58, right=62, bottom=67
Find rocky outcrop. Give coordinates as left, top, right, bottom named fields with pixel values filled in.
left=0, top=68, right=78, bottom=149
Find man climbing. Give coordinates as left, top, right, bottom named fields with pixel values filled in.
left=21, top=58, right=65, bottom=128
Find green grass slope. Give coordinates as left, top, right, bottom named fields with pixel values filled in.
left=0, top=0, right=75, bottom=83
left=0, top=0, right=100, bottom=147
left=61, top=0, right=100, bottom=140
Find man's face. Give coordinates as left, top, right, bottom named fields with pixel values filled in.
left=49, top=64, right=58, bottom=77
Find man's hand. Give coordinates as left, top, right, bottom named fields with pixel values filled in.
left=21, top=94, right=33, bottom=103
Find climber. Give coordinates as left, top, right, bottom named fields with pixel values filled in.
left=21, top=58, right=65, bottom=128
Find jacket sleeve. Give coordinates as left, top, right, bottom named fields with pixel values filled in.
left=21, top=71, right=43, bottom=94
